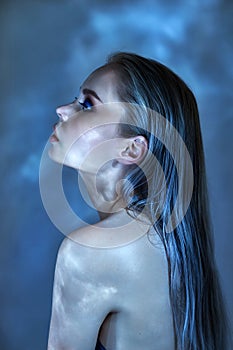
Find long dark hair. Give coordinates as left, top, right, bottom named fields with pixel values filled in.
left=105, top=52, right=229, bottom=349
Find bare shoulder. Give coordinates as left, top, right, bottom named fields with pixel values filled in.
left=57, top=224, right=129, bottom=288
left=57, top=226, right=113, bottom=280
left=48, top=226, right=121, bottom=350
left=66, top=222, right=165, bottom=269
left=53, top=226, right=124, bottom=321
left=57, top=220, right=167, bottom=294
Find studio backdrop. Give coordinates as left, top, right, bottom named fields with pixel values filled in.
left=1, top=1, right=232, bottom=349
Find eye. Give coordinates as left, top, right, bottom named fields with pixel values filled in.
left=79, top=97, right=93, bottom=111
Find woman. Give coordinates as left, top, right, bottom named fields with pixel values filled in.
left=47, top=53, right=229, bottom=349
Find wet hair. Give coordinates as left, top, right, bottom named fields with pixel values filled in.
left=105, top=52, right=230, bottom=349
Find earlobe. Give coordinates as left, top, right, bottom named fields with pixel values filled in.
left=118, top=136, right=147, bottom=165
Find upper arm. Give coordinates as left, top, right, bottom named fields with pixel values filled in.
left=48, top=237, right=118, bottom=350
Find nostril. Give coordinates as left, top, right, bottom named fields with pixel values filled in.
left=56, top=112, right=62, bottom=120
left=56, top=105, right=69, bottom=122
left=56, top=111, right=68, bottom=122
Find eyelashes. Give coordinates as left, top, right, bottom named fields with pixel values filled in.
left=79, top=98, right=93, bottom=111
left=74, top=97, right=93, bottom=111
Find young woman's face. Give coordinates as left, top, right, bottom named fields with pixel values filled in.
left=49, top=67, right=125, bottom=172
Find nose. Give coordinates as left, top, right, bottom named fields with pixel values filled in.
left=56, top=104, right=71, bottom=122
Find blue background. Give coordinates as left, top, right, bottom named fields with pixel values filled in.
left=1, top=0, right=233, bottom=348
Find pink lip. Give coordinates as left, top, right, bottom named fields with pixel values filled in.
left=50, top=133, right=59, bottom=142
left=50, top=124, right=59, bottom=142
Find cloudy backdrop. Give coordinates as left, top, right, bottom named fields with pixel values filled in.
left=1, top=0, right=233, bottom=348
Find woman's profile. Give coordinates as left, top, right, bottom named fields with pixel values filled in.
left=47, top=52, right=229, bottom=349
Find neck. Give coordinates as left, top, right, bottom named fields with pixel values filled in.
left=78, top=163, right=126, bottom=220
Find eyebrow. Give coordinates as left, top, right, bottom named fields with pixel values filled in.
left=82, top=88, right=103, bottom=102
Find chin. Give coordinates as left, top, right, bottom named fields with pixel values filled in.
left=48, top=146, right=63, bottom=165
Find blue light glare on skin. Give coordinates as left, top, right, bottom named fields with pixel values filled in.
left=1, top=0, right=232, bottom=349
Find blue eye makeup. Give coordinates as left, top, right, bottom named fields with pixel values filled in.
left=79, top=97, right=93, bottom=111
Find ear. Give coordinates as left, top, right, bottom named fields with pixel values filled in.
left=118, top=136, right=148, bottom=165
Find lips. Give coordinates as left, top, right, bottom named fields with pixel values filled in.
left=50, top=123, right=59, bottom=142
left=50, top=133, right=59, bottom=142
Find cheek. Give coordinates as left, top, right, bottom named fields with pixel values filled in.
left=70, top=129, right=105, bottom=152
left=63, top=129, right=105, bottom=166
left=67, top=122, right=117, bottom=149
left=68, top=129, right=119, bottom=171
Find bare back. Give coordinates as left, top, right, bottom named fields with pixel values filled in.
left=48, top=213, right=174, bottom=350
left=98, top=230, right=174, bottom=350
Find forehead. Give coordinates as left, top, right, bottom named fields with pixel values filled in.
left=81, top=66, right=120, bottom=102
